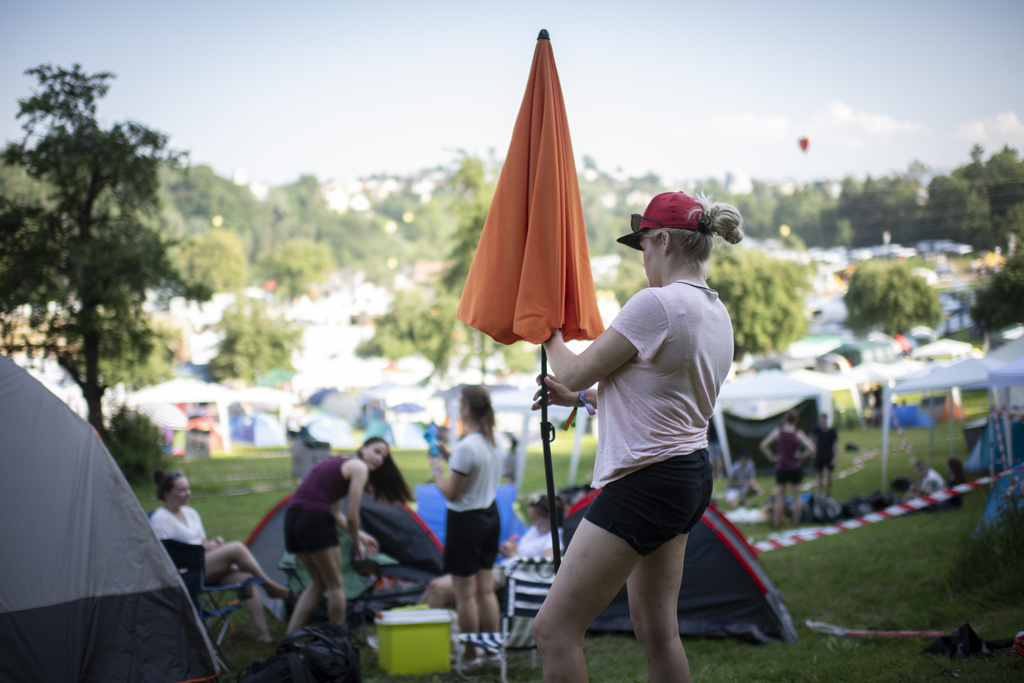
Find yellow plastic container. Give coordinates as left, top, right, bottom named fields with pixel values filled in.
left=375, top=607, right=453, bottom=674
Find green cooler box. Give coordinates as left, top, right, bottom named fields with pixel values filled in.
left=375, top=607, right=453, bottom=674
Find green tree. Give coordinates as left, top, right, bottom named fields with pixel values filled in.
left=971, top=249, right=1024, bottom=332
left=356, top=289, right=459, bottom=380
left=208, top=299, right=302, bottom=385
left=844, top=260, right=942, bottom=336
left=175, top=228, right=248, bottom=294
left=0, top=64, right=189, bottom=437
left=256, top=237, right=335, bottom=300
left=710, top=250, right=810, bottom=359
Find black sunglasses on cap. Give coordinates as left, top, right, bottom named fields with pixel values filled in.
left=630, top=213, right=665, bottom=233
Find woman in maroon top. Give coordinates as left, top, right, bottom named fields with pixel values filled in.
left=284, top=436, right=411, bottom=633
left=760, top=409, right=816, bottom=529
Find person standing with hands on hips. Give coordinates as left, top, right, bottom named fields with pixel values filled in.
left=532, top=191, right=743, bottom=683
left=429, top=385, right=503, bottom=667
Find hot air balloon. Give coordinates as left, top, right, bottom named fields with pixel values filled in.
left=798, top=137, right=810, bottom=152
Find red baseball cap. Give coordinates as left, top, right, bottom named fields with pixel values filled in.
left=617, top=191, right=707, bottom=250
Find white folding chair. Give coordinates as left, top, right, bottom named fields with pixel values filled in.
left=456, top=557, right=556, bottom=682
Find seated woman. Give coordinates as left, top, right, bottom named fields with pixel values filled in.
left=419, top=492, right=564, bottom=608
left=150, top=468, right=292, bottom=644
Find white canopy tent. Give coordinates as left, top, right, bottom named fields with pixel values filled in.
left=128, top=378, right=237, bottom=453
left=910, top=338, right=977, bottom=361
left=881, top=356, right=1007, bottom=484
left=233, top=386, right=299, bottom=431
left=712, top=371, right=834, bottom=474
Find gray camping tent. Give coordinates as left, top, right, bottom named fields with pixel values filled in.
left=0, top=355, right=217, bottom=682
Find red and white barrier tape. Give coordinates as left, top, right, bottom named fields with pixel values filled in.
left=799, top=449, right=876, bottom=493
left=990, top=405, right=1024, bottom=422
left=889, top=410, right=915, bottom=462
left=754, top=463, right=1024, bottom=553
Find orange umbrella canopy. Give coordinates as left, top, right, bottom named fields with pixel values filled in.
left=456, top=31, right=604, bottom=346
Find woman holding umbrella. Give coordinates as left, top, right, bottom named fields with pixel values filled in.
left=533, top=191, right=743, bottom=682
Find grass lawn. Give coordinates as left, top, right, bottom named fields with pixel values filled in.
left=132, top=420, right=1023, bottom=681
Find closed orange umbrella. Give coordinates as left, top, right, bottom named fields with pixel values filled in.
left=456, top=30, right=604, bottom=345
left=456, top=30, right=603, bottom=568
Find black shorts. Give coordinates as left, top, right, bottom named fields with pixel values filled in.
left=444, top=502, right=500, bottom=577
left=815, top=456, right=834, bottom=473
left=284, top=507, right=338, bottom=554
left=776, top=468, right=804, bottom=485
left=585, top=450, right=713, bottom=556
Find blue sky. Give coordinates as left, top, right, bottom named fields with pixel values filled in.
left=3, top=0, right=1023, bottom=188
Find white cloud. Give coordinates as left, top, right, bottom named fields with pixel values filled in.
left=810, top=101, right=925, bottom=148
left=956, top=112, right=1024, bottom=147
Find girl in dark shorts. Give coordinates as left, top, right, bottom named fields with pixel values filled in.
left=533, top=191, right=744, bottom=682
left=760, top=409, right=816, bottom=529
left=283, top=436, right=411, bottom=634
left=428, top=385, right=502, bottom=664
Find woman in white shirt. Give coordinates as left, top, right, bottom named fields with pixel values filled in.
left=429, top=385, right=503, bottom=665
left=150, top=468, right=291, bottom=644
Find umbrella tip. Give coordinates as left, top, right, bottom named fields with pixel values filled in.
left=537, top=29, right=550, bottom=40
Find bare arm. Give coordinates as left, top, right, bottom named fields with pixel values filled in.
left=541, top=328, right=637, bottom=392
left=433, top=466, right=468, bottom=503
left=341, top=458, right=369, bottom=558
left=760, top=430, right=779, bottom=461
left=796, top=430, right=817, bottom=459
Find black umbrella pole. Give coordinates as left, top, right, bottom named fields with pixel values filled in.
left=540, top=346, right=562, bottom=570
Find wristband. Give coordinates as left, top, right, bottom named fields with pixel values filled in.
left=562, top=390, right=595, bottom=430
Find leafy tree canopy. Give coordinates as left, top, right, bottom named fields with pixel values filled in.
left=971, top=248, right=1024, bottom=332
left=256, top=237, right=335, bottom=300
left=208, top=298, right=302, bottom=385
left=710, top=249, right=810, bottom=359
left=174, top=228, right=247, bottom=295
left=0, top=64, right=189, bottom=436
left=844, top=260, right=942, bottom=336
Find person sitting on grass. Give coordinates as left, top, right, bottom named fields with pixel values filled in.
left=150, top=468, right=293, bottom=644
left=906, top=459, right=945, bottom=501
left=724, top=452, right=761, bottom=508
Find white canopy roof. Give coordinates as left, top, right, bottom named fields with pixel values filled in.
left=989, top=355, right=1024, bottom=388
left=889, top=357, right=1005, bottom=395
left=910, top=338, right=977, bottom=360
left=127, top=378, right=236, bottom=453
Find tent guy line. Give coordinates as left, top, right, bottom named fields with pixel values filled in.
left=754, top=463, right=1024, bottom=553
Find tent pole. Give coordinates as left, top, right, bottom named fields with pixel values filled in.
left=540, top=346, right=561, bottom=570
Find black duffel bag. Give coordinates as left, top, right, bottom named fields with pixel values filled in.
left=238, top=621, right=360, bottom=683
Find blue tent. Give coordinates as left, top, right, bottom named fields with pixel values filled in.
left=230, top=412, right=286, bottom=447
left=890, top=404, right=934, bottom=428
left=965, top=419, right=1024, bottom=473
left=305, top=414, right=355, bottom=449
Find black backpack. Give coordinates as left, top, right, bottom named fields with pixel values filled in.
left=238, top=622, right=361, bottom=683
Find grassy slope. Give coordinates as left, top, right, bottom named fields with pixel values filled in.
left=133, top=420, right=1023, bottom=681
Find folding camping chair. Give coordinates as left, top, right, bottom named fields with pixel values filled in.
left=161, top=539, right=265, bottom=673
left=456, top=557, right=556, bottom=683
left=277, top=532, right=395, bottom=644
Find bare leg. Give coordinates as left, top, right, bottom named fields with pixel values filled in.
left=475, top=568, right=500, bottom=635
left=627, top=534, right=690, bottom=683
left=286, top=546, right=345, bottom=634
left=220, top=569, right=274, bottom=643
left=419, top=574, right=455, bottom=608
left=792, top=485, right=802, bottom=526
left=826, top=468, right=834, bottom=497
left=533, top=519, right=641, bottom=682
left=205, top=541, right=290, bottom=599
left=452, top=574, right=481, bottom=660
left=773, top=484, right=786, bottom=529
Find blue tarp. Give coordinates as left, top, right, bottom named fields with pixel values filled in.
left=983, top=467, right=1024, bottom=527
left=229, top=412, right=286, bottom=447
left=890, top=404, right=934, bottom=428
left=965, top=419, right=1024, bottom=473
left=415, top=483, right=527, bottom=546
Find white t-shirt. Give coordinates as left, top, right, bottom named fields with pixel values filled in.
left=919, top=468, right=946, bottom=496
left=447, top=432, right=502, bottom=512
left=514, top=525, right=555, bottom=558
left=150, top=505, right=206, bottom=545
left=594, top=281, right=733, bottom=488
